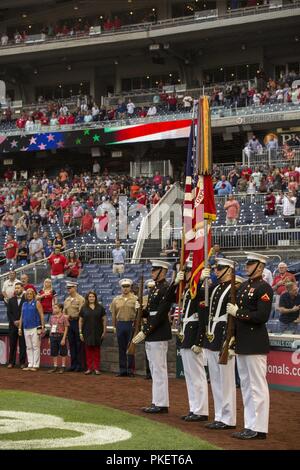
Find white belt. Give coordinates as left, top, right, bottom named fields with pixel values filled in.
left=183, top=313, right=199, bottom=323
left=211, top=313, right=227, bottom=323
left=149, top=311, right=158, bottom=316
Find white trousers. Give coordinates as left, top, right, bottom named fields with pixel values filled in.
left=145, top=341, right=169, bottom=407
left=24, top=328, right=41, bottom=368
left=181, top=349, right=208, bottom=416
left=205, top=349, right=236, bottom=426
left=237, top=354, right=269, bottom=433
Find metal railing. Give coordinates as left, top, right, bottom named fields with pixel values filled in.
left=131, top=182, right=184, bottom=263
left=242, top=147, right=300, bottom=166
left=79, top=244, right=135, bottom=264
left=0, top=247, right=75, bottom=289
left=214, top=193, right=278, bottom=205
left=165, top=224, right=300, bottom=251
left=2, top=102, right=300, bottom=138
left=1, top=2, right=299, bottom=52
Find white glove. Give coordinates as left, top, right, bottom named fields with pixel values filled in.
left=112, top=326, right=116, bottom=334
left=191, top=345, right=202, bottom=355
left=132, top=331, right=146, bottom=344
left=227, top=303, right=238, bottom=317
left=200, top=268, right=210, bottom=281
left=228, top=349, right=236, bottom=359
left=135, top=301, right=140, bottom=310
left=175, top=270, right=185, bottom=285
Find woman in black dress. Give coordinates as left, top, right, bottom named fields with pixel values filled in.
left=79, top=291, right=107, bottom=375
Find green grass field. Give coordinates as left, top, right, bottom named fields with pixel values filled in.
left=0, top=390, right=219, bottom=450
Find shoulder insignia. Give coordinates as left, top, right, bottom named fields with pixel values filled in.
left=260, top=293, right=270, bottom=302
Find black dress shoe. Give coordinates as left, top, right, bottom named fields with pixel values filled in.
left=181, top=412, right=193, bottom=420
left=232, top=429, right=267, bottom=440
left=205, top=421, right=236, bottom=429
left=127, top=372, right=135, bottom=377
left=116, top=372, right=127, bottom=377
left=66, top=367, right=76, bottom=372
left=144, top=374, right=151, bottom=380
left=184, top=414, right=208, bottom=422
left=142, top=405, right=168, bottom=414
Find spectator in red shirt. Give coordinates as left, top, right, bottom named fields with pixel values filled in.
left=104, top=17, right=113, bottom=30
left=58, top=114, right=67, bottom=125
left=153, top=171, right=163, bottom=186
left=265, top=189, right=276, bottom=216
left=167, top=94, right=177, bottom=112
left=272, top=263, right=296, bottom=297
left=40, top=114, right=49, bottom=126
left=63, top=209, right=72, bottom=227
left=138, top=107, right=147, bottom=118
left=66, top=113, right=75, bottom=125
left=37, top=278, right=57, bottom=322
left=113, top=16, right=121, bottom=29
left=136, top=189, right=147, bottom=206
left=65, top=251, right=82, bottom=278
left=3, top=169, right=14, bottom=181
left=4, top=235, right=19, bottom=266
left=20, top=273, right=37, bottom=293
left=16, top=115, right=26, bottom=129
left=30, top=195, right=40, bottom=211
left=241, top=166, right=252, bottom=181
left=48, top=247, right=67, bottom=280
left=80, top=209, right=94, bottom=234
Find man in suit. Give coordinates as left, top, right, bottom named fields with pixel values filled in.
left=7, top=282, right=27, bottom=368
left=227, top=252, right=274, bottom=440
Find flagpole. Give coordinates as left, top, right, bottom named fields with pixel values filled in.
left=201, top=91, right=209, bottom=307
left=204, top=218, right=209, bottom=306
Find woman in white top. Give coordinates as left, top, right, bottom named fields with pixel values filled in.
left=247, top=176, right=256, bottom=195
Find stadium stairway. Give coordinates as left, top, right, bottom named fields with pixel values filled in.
left=141, top=239, right=162, bottom=260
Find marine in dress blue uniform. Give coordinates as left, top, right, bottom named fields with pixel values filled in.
left=175, top=258, right=209, bottom=422
left=133, top=260, right=171, bottom=414
left=227, top=252, right=274, bottom=440
left=201, top=258, right=237, bottom=430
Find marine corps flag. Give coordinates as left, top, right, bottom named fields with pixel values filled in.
left=183, top=97, right=216, bottom=299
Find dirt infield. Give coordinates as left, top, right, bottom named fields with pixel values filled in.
left=0, top=366, right=299, bottom=450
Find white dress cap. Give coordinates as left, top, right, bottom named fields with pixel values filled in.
left=119, top=278, right=133, bottom=287
left=215, top=258, right=235, bottom=269
left=245, top=252, right=269, bottom=264
left=150, top=260, right=170, bottom=270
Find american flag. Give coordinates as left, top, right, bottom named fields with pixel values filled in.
left=183, top=97, right=216, bottom=298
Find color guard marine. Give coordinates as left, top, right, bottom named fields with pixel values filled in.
left=133, top=260, right=171, bottom=414
left=227, top=252, right=274, bottom=440
left=174, top=257, right=209, bottom=422
left=201, top=258, right=238, bottom=430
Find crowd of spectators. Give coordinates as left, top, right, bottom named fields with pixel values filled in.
left=0, top=167, right=174, bottom=267
left=2, top=73, right=300, bottom=133
left=210, top=72, right=300, bottom=108
left=212, top=161, right=300, bottom=227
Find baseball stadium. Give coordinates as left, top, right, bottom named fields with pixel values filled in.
left=0, top=0, right=299, bottom=454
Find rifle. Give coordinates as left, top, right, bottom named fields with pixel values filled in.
left=218, top=266, right=236, bottom=365
left=127, top=274, right=144, bottom=356
left=173, top=231, right=185, bottom=332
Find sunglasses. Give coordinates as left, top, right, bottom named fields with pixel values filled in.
left=122, top=285, right=130, bottom=288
